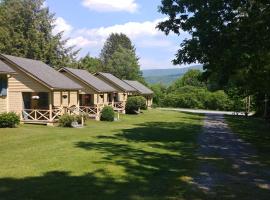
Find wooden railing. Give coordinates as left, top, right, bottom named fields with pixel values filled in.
left=22, top=107, right=63, bottom=122
left=112, top=102, right=125, bottom=111
left=21, top=102, right=126, bottom=123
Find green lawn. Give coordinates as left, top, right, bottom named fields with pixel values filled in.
left=0, top=109, right=203, bottom=200
left=226, top=116, right=270, bottom=166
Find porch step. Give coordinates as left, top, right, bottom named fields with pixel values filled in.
left=22, top=120, right=55, bottom=125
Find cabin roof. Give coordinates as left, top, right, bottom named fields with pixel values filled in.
left=124, top=80, right=154, bottom=95
left=95, top=72, right=137, bottom=92
left=60, top=68, right=117, bottom=93
left=0, top=54, right=82, bottom=90
left=0, top=60, right=15, bottom=74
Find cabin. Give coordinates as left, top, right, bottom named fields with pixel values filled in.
left=124, top=80, right=154, bottom=108
left=0, top=60, right=16, bottom=113
left=0, top=54, right=82, bottom=125
left=59, top=67, right=117, bottom=119
left=95, top=72, right=137, bottom=112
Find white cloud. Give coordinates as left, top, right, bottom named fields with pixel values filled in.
left=82, top=0, right=138, bottom=13
left=77, top=18, right=164, bottom=40
left=66, top=36, right=99, bottom=48
left=52, top=17, right=73, bottom=36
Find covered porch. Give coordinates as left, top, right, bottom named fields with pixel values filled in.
left=21, top=91, right=78, bottom=125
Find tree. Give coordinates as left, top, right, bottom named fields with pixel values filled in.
left=100, top=33, right=135, bottom=65
left=77, top=54, right=103, bottom=73
left=150, top=83, right=167, bottom=106
left=106, top=46, right=142, bottom=80
left=0, top=0, right=78, bottom=68
left=157, top=0, right=270, bottom=116
left=168, top=69, right=205, bottom=92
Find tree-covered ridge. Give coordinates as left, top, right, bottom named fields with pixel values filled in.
left=0, top=0, right=78, bottom=68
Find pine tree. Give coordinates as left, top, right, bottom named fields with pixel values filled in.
left=0, top=0, right=78, bottom=68
left=100, top=33, right=135, bottom=65
left=106, top=46, right=140, bottom=80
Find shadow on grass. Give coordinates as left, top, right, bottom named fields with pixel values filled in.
left=0, top=120, right=206, bottom=200
left=226, top=115, right=270, bottom=166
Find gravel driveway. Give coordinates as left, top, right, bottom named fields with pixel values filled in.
left=193, top=114, right=270, bottom=199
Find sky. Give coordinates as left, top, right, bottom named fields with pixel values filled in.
left=46, top=0, right=189, bottom=70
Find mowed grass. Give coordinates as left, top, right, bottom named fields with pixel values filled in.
left=226, top=116, right=270, bottom=166
left=0, top=109, right=203, bottom=200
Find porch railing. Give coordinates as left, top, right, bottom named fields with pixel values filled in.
left=112, top=102, right=125, bottom=111
left=21, top=102, right=126, bottom=123
left=22, top=107, right=63, bottom=122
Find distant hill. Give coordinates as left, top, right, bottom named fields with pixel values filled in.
left=142, top=65, right=203, bottom=86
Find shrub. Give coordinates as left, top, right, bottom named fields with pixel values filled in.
left=100, top=106, right=115, bottom=121
left=125, top=96, right=143, bottom=114
left=137, top=96, right=147, bottom=110
left=59, top=114, right=75, bottom=127
left=0, top=112, right=20, bottom=128
left=74, top=114, right=87, bottom=124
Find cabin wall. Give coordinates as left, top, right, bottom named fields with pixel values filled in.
left=53, top=91, right=79, bottom=107
left=118, top=93, right=128, bottom=102
left=94, top=93, right=108, bottom=104
left=145, top=95, right=153, bottom=107
left=0, top=96, right=7, bottom=113
left=6, top=65, right=50, bottom=114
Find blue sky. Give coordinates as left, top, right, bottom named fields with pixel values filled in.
left=46, top=0, right=189, bottom=69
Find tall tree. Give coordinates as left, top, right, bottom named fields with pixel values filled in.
left=157, top=0, right=270, bottom=116
left=77, top=54, right=103, bottom=73
left=0, top=0, right=78, bottom=68
left=106, top=46, right=142, bottom=80
left=100, top=33, right=135, bottom=65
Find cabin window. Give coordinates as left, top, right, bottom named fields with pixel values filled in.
left=0, top=75, right=7, bottom=96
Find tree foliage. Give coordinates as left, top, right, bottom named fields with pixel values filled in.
left=77, top=54, right=103, bottom=73
left=157, top=0, right=270, bottom=115
left=168, top=69, right=205, bottom=92
left=106, top=46, right=142, bottom=80
left=100, top=33, right=135, bottom=65
left=99, top=33, right=144, bottom=81
left=0, top=0, right=78, bottom=68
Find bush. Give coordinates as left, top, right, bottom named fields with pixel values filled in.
left=0, top=112, right=20, bottom=128
left=125, top=96, right=145, bottom=114
left=137, top=96, right=147, bottom=110
left=100, top=106, right=115, bottom=121
left=59, top=114, right=75, bottom=127
left=74, top=114, right=87, bottom=124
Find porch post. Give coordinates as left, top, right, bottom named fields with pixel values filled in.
left=49, top=92, right=53, bottom=121
left=95, top=104, right=100, bottom=121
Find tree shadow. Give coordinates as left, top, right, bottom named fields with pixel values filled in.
left=0, top=120, right=205, bottom=200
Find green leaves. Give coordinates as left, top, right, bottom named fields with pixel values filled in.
left=0, top=0, right=77, bottom=68
left=157, top=0, right=270, bottom=116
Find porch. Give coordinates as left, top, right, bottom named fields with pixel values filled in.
left=21, top=92, right=126, bottom=124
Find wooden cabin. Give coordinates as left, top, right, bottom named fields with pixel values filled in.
left=0, top=54, right=82, bottom=125
left=124, top=80, right=154, bottom=108
left=59, top=67, right=117, bottom=119
left=95, top=72, right=137, bottom=112
left=0, top=60, right=16, bottom=113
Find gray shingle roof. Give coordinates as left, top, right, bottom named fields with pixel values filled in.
left=124, top=80, right=154, bottom=95
left=1, top=54, right=81, bottom=90
left=61, top=68, right=116, bottom=93
left=0, top=60, right=15, bottom=74
left=96, top=72, right=137, bottom=92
